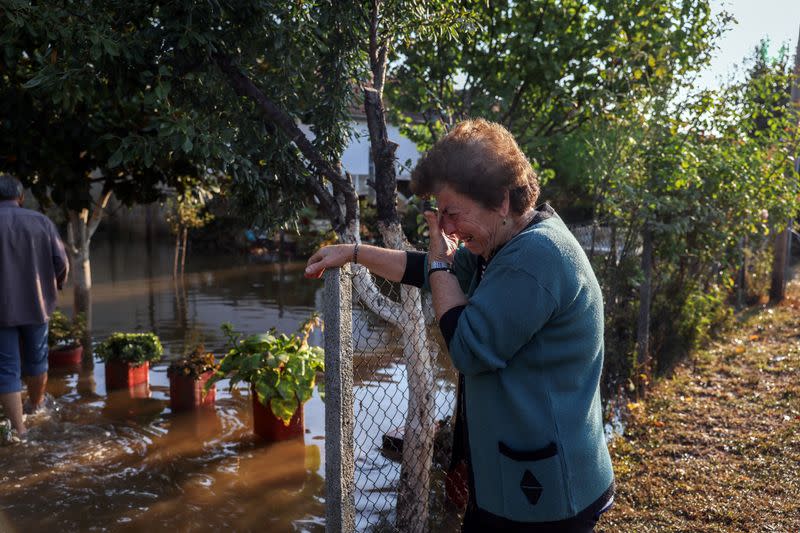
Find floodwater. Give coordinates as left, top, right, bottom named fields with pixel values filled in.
left=0, top=236, right=458, bottom=532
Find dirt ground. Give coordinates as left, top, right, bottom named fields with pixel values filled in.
left=598, top=276, right=800, bottom=532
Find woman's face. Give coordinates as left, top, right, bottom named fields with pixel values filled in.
left=435, top=185, right=506, bottom=258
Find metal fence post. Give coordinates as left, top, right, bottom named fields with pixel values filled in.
left=324, top=266, right=355, bottom=532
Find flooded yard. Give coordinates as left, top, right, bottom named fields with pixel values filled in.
left=0, top=236, right=458, bottom=532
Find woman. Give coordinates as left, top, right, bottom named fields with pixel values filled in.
left=305, top=119, right=614, bottom=531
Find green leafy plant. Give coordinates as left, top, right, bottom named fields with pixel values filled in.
left=167, top=345, right=219, bottom=380
left=96, top=333, right=164, bottom=366
left=48, top=310, right=86, bottom=350
left=206, top=315, right=325, bottom=425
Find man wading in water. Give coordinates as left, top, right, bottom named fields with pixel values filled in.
left=0, top=174, right=68, bottom=444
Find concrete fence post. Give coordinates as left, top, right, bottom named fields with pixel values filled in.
left=324, top=266, right=355, bottom=532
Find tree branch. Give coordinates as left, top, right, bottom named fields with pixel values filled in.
left=213, top=53, right=357, bottom=232
left=65, top=208, right=78, bottom=256
left=351, top=266, right=404, bottom=327
left=364, top=87, right=400, bottom=226
left=368, top=0, right=388, bottom=95
left=87, top=189, right=112, bottom=239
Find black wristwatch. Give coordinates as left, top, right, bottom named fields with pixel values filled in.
left=428, top=260, right=454, bottom=276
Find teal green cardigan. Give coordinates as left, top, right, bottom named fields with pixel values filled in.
left=420, top=208, right=614, bottom=523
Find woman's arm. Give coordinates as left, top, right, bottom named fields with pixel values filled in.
left=423, top=211, right=468, bottom=320
left=304, top=243, right=408, bottom=282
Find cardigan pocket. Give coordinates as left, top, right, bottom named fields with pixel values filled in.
left=497, top=441, right=569, bottom=522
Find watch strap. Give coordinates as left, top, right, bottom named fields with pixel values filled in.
left=428, top=260, right=454, bottom=276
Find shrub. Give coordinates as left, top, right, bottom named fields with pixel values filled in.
left=167, top=345, right=219, bottom=379
left=96, top=332, right=164, bottom=366
left=206, top=315, right=324, bottom=425
left=48, top=310, right=86, bottom=349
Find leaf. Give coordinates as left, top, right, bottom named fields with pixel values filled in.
left=270, top=396, right=298, bottom=425
left=276, top=378, right=295, bottom=400
left=255, top=381, right=276, bottom=404
left=108, top=150, right=124, bottom=168
left=22, top=76, right=43, bottom=89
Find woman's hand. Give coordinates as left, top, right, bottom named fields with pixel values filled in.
left=423, top=210, right=458, bottom=263
left=304, top=244, right=354, bottom=279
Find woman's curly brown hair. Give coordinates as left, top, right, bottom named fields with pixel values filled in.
left=410, top=119, right=539, bottom=215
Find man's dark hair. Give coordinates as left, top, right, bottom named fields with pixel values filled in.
left=0, top=174, right=23, bottom=201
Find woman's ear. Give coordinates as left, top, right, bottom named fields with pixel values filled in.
left=499, top=189, right=511, bottom=218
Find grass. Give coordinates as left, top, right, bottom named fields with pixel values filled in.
left=599, top=277, right=800, bottom=532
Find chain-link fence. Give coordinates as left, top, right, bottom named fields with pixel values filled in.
left=321, top=228, right=624, bottom=532
left=323, top=265, right=463, bottom=532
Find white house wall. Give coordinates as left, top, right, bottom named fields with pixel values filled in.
left=299, top=119, right=422, bottom=196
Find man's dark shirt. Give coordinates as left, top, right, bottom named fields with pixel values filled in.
left=0, top=200, right=68, bottom=326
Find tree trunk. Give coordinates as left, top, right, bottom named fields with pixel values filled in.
left=393, top=238, right=435, bottom=533
left=180, top=226, right=188, bottom=275
left=72, top=243, right=92, bottom=357
left=173, top=230, right=181, bottom=279
left=737, top=235, right=749, bottom=309
left=67, top=213, right=94, bottom=365
left=770, top=226, right=790, bottom=303
left=636, top=229, right=653, bottom=397
left=363, top=82, right=434, bottom=530
left=65, top=191, right=112, bottom=366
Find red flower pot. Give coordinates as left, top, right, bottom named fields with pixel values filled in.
left=48, top=345, right=83, bottom=367
left=105, top=360, right=149, bottom=391
left=169, top=371, right=216, bottom=412
left=445, top=461, right=469, bottom=510
left=251, top=388, right=304, bottom=442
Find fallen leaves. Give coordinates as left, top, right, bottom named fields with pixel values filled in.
left=600, top=277, right=800, bottom=532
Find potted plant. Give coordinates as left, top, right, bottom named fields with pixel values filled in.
left=96, top=332, right=163, bottom=391
left=47, top=310, right=86, bottom=366
left=167, top=345, right=219, bottom=412
left=206, top=316, right=324, bottom=442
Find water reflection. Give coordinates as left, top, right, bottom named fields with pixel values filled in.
left=0, top=237, right=458, bottom=532
left=0, top=362, right=326, bottom=533
left=0, top=239, right=330, bottom=532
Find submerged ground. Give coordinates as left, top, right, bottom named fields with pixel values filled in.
left=600, top=274, right=800, bottom=532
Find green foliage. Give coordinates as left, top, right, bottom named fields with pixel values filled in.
left=742, top=245, right=775, bottom=303
left=357, top=199, right=381, bottom=245
left=167, top=345, right=219, bottom=380
left=0, top=3, right=214, bottom=211
left=206, top=316, right=325, bottom=425
left=0, top=1, right=361, bottom=230
left=574, top=38, right=799, bottom=389
left=387, top=0, right=730, bottom=167
left=164, top=189, right=216, bottom=236
left=96, top=332, right=164, bottom=366
left=47, top=310, right=86, bottom=349
left=678, top=282, right=733, bottom=349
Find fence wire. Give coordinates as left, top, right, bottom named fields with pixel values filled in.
left=326, top=224, right=791, bottom=531
left=346, top=272, right=462, bottom=532
left=335, top=228, right=616, bottom=532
